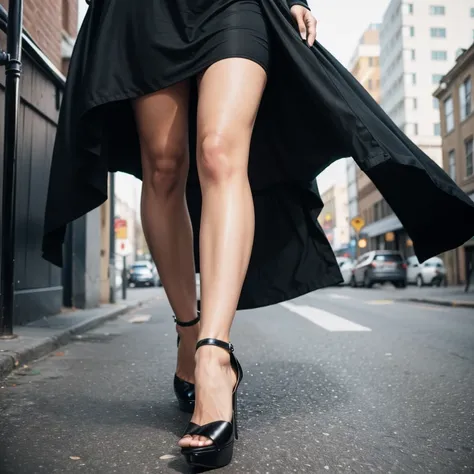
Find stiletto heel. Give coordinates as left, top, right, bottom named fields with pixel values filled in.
left=173, top=312, right=200, bottom=413
left=181, top=338, right=243, bottom=470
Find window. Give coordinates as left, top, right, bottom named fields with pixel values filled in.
left=369, top=57, right=373, bottom=67
left=466, top=138, right=474, bottom=177
left=413, top=98, right=418, bottom=109
left=411, top=49, right=416, bottom=60
left=448, top=149, right=456, bottom=180
left=410, top=26, right=415, bottom=36
left=444, top=96, right=454, bottom=132
left=368, top=79, right=373, bottom=90
left=434, top=123, right=441, bottom=136
left=430, top=27, right=446, bottom=38
left=471, top=7, right=474, bottom=17
left=430, top=5, right=445, bottom=15
left=432, top=50, right=448, bottom=60
left=433, top=97, right=439, bottom=109
left=411, top=73, right=417, bottom=85
left=374, top=254, right=403, bottom=263
left=414, top=123, right=418, bottom=135
left=403, top=3, right=414, bottom=14
left=459, top=77, right=472, bottom=121
left=432, top=74, right=443, bottom=84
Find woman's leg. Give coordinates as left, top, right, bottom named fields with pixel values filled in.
left=178, top=58, right=267, bottom=448
left=132, top=81, right=199, bottom=383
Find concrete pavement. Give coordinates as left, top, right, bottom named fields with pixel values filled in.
left=0, top=288, right=158, bottom=379
left=0, top=286, right=473, bottom=473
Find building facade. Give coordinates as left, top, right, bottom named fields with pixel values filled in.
left=359, top=0, right=474, bottom=257
left=0, top=0, right=78, bottom=74
left=318, top=183, right=350, bottom=254
left=380, top=0, right=473, bottom=167
left=434, top=44, right=474, bottom=284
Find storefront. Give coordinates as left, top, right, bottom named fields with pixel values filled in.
left=360, top=214, right=414, bottom=257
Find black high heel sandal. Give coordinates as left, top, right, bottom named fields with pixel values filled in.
left=180, top=338, right=243, bottom=470
left=173, top=312, right=200, bottom=413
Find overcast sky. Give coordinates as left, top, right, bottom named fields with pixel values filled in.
left=78, top=0, right=391, bottom=194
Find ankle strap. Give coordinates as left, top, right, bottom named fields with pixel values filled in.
left=196, top=338, right=234, bottom=353
left=173, top=311, right=200, bottom=327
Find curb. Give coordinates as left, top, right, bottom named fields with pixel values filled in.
left=0, top=297, right=154, bottom=380
left=402, top=298, right=474, bottom=309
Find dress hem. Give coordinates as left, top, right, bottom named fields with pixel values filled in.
left=236, top=265, right=343, bottom=310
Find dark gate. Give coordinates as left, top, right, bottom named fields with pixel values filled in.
left=0, top=5, right=68, bottom=325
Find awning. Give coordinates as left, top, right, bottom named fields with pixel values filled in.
left=361, top=214, right=404, bottom=238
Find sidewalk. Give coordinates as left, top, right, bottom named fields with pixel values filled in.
left=0, top=287, right=159, bottom=379
left=399, top=286, right=474, bottom=309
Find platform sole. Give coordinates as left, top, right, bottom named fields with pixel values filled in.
left=182, top=443, right=234, bottom=470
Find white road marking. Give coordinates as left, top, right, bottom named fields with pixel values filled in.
left=280, top=302, right=371, bottom=332
left=328, top=293, right=351, bottom=300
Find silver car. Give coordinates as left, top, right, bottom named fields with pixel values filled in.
left=350, top=250, right=407, bottom=288
left=406, top=256, right=446, bottom=287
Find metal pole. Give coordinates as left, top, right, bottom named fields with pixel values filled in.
left=122, top=255, right=127, bottom=300
left=0, top=0, right=23, bottom=339
left=109, top=173, right=116, bottom=303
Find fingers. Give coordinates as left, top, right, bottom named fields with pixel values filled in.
left=295, top=12, right=307, bottom=42
left=292, top=7, right=317, bottom=47
left=304, top=10, right=317, bottom=46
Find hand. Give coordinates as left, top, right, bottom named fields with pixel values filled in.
left=290, top=5, right=317, bottom=47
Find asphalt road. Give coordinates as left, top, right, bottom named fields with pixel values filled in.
left=1, top=285, right=473, bottom=474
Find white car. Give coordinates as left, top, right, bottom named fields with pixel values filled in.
left=336, top=257, right=355, bottom=285
left=406, top=256, right=446, bottom=287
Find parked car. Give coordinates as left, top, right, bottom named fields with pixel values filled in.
left=128, top=261, right=161, bottom=287
left=350, top=250, right=407, bottom=288
left=336, top=257, right=355, bottom=285
left=406, top=256, right=445, bottom=287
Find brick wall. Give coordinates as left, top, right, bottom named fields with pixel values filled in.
left=0, top=0, right=78, bottom=72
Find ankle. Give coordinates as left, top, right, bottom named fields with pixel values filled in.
left=195, top=345, right=231, bottom=368
left=176, top=324, right=200, bottom=340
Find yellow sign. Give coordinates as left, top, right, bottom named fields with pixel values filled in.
left=351, top=216, right=365, bottom=233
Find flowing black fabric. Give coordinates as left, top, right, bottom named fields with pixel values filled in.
left=43, top=0, right=474, bottom=310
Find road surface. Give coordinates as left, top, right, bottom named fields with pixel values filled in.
left=1, top=285, right=473, bottom=473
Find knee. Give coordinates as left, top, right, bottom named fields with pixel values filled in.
left=142, top=142, right=188, bottom=194
left=199, top=133, right=243, bottom=183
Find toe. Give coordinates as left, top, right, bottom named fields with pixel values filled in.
left=178, top=435, right=192, bottom=448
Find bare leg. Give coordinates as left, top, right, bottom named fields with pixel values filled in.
left=178, top=58, right=267, bottom=448
left=133, top=81, right=198, bottom=383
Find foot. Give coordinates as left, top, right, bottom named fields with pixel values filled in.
left=178, top=344, right=237, bottom=448
left=175, top=323, right=200, bottom=384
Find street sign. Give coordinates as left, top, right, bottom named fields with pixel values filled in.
left=351, top=216, right=365, bottom=233
left=114, top=218, right=127, bottom=240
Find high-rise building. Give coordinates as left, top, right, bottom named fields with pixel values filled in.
left=359, top=0, right=474, bottom=257
left=347, top=24, right=381, bottom=256
left=380, top=0, right=474, bottom=167
left=348, top=23, right=382, bottom=102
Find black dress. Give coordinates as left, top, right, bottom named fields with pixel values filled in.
left=43, top=0, right=474, bottom=309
